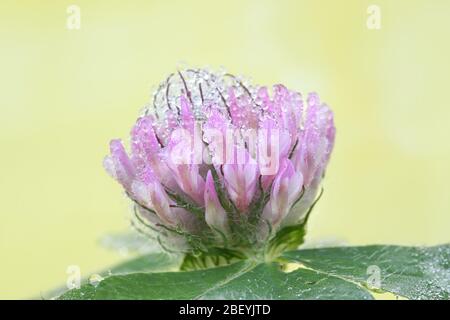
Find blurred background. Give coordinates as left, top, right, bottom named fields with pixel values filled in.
left=1, top=0, right=449, bottom=299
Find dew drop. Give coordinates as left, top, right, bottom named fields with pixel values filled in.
left=89, top=274, right=104, bottom=287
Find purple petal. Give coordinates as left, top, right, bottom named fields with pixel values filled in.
left=204, top=171, right=228, bottom=234
left=109, top=139, right=135, bottom=190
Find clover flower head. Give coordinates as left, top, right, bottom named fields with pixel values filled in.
left=104, top=67, right=335, bottom=260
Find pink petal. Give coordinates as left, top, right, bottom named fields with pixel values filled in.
left=148, top=181, right=176, bottom=226
left=109, top=139, right=135, bottom=190
left=262, top=159, right=303, bottom=226
left=292, top=93, right=335, bottom=187
left=204, top=171, right=228, bottom=234
left=180, top=95, right=195, bottom=132
left=222, top=147, right=258, bottom=213
left=165, top=137, right=205, bottom=205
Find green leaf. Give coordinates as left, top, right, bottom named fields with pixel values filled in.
left=58, top=244, right=449, bottom=300
left=282, top=244, right=450, bottom=300
left=59, top=260, right=372, bottom=300
left=54, top=252, right=182, bottom=300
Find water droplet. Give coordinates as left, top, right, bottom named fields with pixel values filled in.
left=89, top=274, right=104, bottom=287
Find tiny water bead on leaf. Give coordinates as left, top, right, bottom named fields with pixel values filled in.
left=103, top=67, right=335, bottom=263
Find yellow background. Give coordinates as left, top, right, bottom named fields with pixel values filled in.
left=1, top=0, right=449, bottom=299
